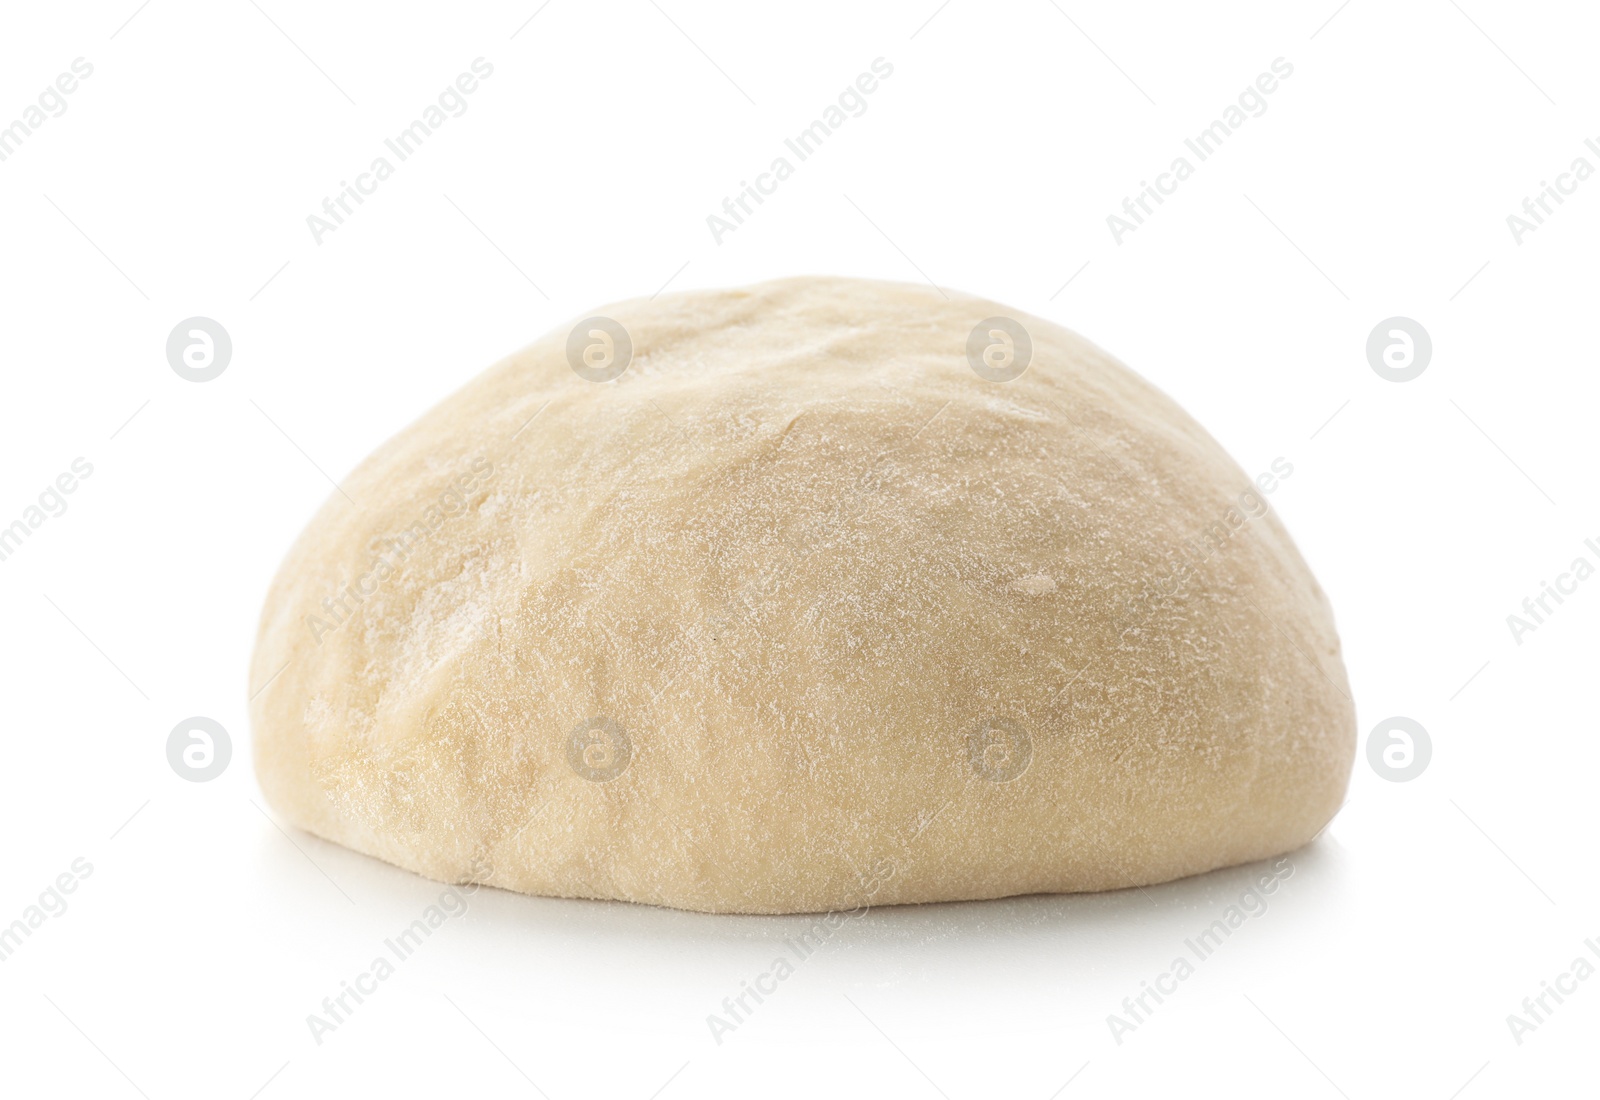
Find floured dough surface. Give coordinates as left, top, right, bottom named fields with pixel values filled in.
left=250, top=276, right=1354, bottom=914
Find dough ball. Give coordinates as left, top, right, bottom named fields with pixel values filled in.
left=250, top=276, right=1354, bottom=914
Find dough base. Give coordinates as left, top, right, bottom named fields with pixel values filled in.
left=250, top=277, right=1355, bottom=914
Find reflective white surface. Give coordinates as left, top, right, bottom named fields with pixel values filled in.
left=1, top=1, right=1595, bottom=1096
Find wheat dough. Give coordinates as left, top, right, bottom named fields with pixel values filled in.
left=250, top=276, right=1354, bottom=914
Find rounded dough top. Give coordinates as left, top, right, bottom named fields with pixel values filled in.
left=251, top=276, right=1354, bottom=914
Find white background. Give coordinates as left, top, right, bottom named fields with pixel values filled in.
left=1, top=1, right=1596, bottom=1097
